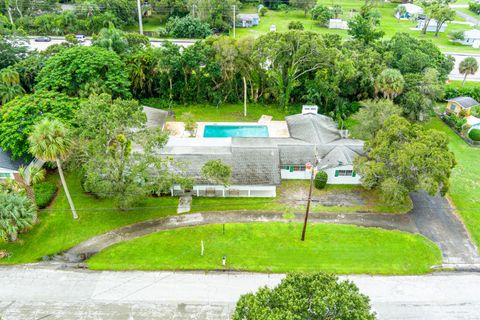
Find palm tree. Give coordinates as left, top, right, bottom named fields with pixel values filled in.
left=374, top=68, right=405, bottom=100
left=459, top=57, right=479, bottom=87
left=0, top=67, right=24, bottom=104
left=28, top=119, right=78, bottom=219
left=18, top=165, right=46, bottom=205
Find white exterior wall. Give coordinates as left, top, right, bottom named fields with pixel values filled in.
left=0, top=168, right=16, bottom=180
left=325, top=165, right=361, bottom=185
left=172, top=184, right=276, bottom=198
left=281, top=169, right=310, bottom=180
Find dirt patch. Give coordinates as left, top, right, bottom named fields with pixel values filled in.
left=280, top=186, right=366, bottom=208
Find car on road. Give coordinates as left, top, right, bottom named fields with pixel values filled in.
left=75, top=35, right=86, bottom=42
left=35, top=36, right=51, bottom=42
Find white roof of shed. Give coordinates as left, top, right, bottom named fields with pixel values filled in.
left=464, top=29, right=480, bottom=40
left=400, top=3, right=424, bottom=14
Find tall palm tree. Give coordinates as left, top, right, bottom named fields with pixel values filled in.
left=374, top=68, right=405, bottom=100
left=0, top=67, right=24, bottom=104
left=28, top=119, right=78, bottom=219
left=459, top=57, right=479, bottom=87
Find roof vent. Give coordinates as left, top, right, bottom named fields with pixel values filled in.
left=302, top=105, right=318, bottom=115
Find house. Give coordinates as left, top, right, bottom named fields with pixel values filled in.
left=0, top=148, right=27, bottom=181
left=328, top=19, right=349, bottom=30
left=446, top=96, right=480, bottom=116
left=416, top=19, right=447, bottom=33
left=459, top=29, right=480, bottom=48
left=159, top=108, right=364, bottom=198
left=236, top=14, right=260, bottom=28
left=395, top=3, right=424, bottom=19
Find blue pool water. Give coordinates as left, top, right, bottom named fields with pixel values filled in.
left=203, top=125, right=269, bottom=138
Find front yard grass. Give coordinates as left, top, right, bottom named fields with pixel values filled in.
left=87, top=222, right=441, bottom=274
left=0, top=173, right=180, bottom=264
left=425, top=117, right=480, bottom=250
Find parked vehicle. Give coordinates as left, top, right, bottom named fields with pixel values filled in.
left=75, top=35, right=86, bottom=42
left=34, top=36, right=51, bottom=42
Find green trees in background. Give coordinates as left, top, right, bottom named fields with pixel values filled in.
left=0, top=67, right=24, bottom=104
left=0, top=91, right=79, bottom=159
left=352, top=99, right=403, bottom=140
left=233, top=273, right=375, bottom=320
left=354, top=115, right=455, bottom=205
left=348, top=6, right=384, bottom=44
left=165, top=16, right=212, bottom=38
left=36, top=46, right=131, bottom=98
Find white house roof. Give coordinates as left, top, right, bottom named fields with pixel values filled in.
left=464, top=29, right=480, bottom=40
left=400, top=3, right=424, bottom=15
left=237, top=14, right=259, bottom=21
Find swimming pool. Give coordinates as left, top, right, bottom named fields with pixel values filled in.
left=203, top=125, right=269, bottom=138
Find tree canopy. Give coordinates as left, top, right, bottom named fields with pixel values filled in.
left=354, top=115, right=456, bottom=204
left=0, top=91, right=79, bottom=159
left=35, top=46, right=131, bottom=98
left=233, top=273, right=376, bottom=320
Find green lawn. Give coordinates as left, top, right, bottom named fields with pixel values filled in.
left=0, top=173, right=180, bottom=264
left=425, top=117, right=480, bottom=250
left=235, top=1, right=478, bottom=53
left=87, top=223, right=441, bottom=274
left=142, top=100, right=299, bottom=121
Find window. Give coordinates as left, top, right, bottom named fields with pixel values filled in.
left=334, top=170, right=355, bottom=177
left=0, top=172, right=12, bottom=179
left=281, top=165, right=306, bottom=172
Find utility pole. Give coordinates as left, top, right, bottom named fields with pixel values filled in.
left=301, top=160, right=317, bottom=241
left=136, top=0, right=144, bottom=35
left=192, top=4, right=197, bottom=18
left=232, top=5, right=236, bottom=38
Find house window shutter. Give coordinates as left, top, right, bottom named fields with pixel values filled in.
left=289, top=166, right=294, bottom=172
left=352, top=171, right=356, bottom=177
left=335, top=170, right=339, bottom=177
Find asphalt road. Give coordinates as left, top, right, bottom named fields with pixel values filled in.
left=1, top=266, right=480, bottom=319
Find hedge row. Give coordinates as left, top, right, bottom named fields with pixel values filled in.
left=33, top=181, right=58, bottom=209
left=445, top=86, right=480, bottom=102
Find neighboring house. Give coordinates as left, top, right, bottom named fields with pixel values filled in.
left=0, top=148, right=27, bottom=181
left=459, top=29, right=480, bottom=48
left=395, top=3, right=424, bottom=19
left=416, top=19, right=447, bottom=33
left=328, top=19, right=349, bottom=30
left=446, top=96, right=480, bottom=116
left=160, top=108, right=364, bottom=198
left=237, top=14, right=260, bottom=28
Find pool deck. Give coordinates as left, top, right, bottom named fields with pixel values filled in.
left=165, top=121, right=290, bottom=138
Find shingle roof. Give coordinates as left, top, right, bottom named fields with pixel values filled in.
left=318, top=145, right=360, bottom=169
left=0, top=147, right=27, bottom=171
left=447, top=97, right=480, bottom=109
left=158, top=138, right=281, bottom=185
left=237, top=14, right=259, bottom=21
left=285, top=113, right=342, bottom=145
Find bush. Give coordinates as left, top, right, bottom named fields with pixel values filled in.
left=444, top=85, right=480, bottom=102
left=314, top=171, right=328, bottom=189
left=469, top=128, right=480, bottom=141
left=166, top=16, right=212, bottom=39
left=444, top=113, right=467, bottom=132
left=259, top=6, right=268, bottom=16
left=469, top=2, right=480, bottom=14
left=34, top=181, right=58, bottom=209
left=288, top=21, right=304, bottom=30
left=0, top=192, right=37, bottom=241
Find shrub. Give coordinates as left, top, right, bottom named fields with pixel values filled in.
left=165, top=16, right=212, bottom=39
left=314, top=171, right=328, bottom=189
left=182, top=112, right=197, bottom=136
left=450, top=31, right=464, bottom=41
left=288, top=21, right=304, bottom=30
left=444, top=113, right=467, bottom=132
left=469, top=128, right=480, bottom=141
left=259, top=6, right=268, bottom=16
left=0, top=192, right=37, bottom=241
left=469, top=2, right=480, bottom=15
left=444, top=85, right=480, bottom=102
left=34, top=181, right=58, bottom=209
